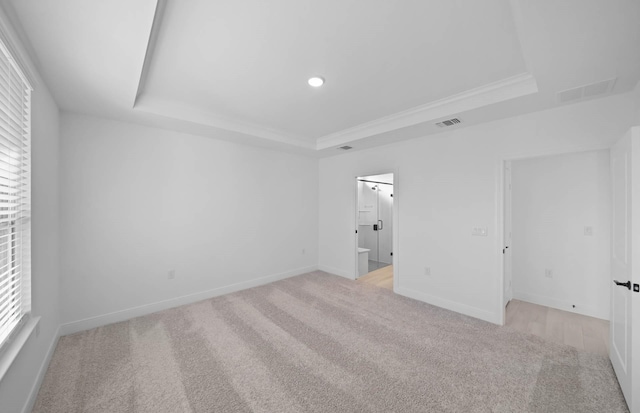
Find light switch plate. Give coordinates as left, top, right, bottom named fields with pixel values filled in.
left=472, top=227, right=488, bottom=236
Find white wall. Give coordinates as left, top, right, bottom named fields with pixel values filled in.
left=635, top=81, right=640, bottom=125
left=319, top=93, right=636, bottom=324
left=0, top=4, right=61, bottom=413
left=0, top=66, right=61, bottom=413
left=511, top=150, right=611, bottom=320
left=59, top=113, right=318, bottom=330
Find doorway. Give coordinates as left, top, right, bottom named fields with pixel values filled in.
left=356, top=173, right=393, bottom=287
left=501, top=150, right=612, bottom=345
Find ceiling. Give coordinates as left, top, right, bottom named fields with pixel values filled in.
left=6, top=0, right=640, bottom=157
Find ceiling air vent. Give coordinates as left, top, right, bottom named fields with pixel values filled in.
left=557, top=78, right=616, bottom=103
left=338, top=145, right=353, bottom=150
left=435, top=118, right=462, bottom=128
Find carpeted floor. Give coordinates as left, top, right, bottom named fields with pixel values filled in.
left=33, top=271, right=628, bottom=412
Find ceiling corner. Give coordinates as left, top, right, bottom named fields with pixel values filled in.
left=133, top=0, right=167, bottom=108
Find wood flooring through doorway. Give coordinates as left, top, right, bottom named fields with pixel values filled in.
left=357, top=267, right=609, bottom=357
left=506, top=299, right=609, bottom=357
left=357, top=265, right=393, bottom=290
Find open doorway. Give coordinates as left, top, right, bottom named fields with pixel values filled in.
left=356, top=173, right=393, bottom=289
left=501, top=150, right=611, bottom=355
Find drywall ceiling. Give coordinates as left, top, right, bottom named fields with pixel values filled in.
left=7, top=0, right=640, bottom=156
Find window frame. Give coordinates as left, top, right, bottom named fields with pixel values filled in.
left=0, top=28, right=35, bottom=382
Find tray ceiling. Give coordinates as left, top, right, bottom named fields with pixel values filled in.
left=9, top=0, right=640, bottom=156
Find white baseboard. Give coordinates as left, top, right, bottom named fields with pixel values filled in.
left=512, top=291, right=608, bottom=320
left=59, top=265, right=318, bottom=336
left=396, top=286, right=500, bottom=325
left=317, top=265, right=354, bottom=280
left=21, top=325, right=60, bottom=413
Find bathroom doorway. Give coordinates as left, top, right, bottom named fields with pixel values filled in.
left=356, top=173, right=393, bottom=287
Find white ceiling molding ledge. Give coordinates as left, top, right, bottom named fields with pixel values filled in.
left=133, top=0, right=167, bottom=108
left=131, top=0, right=314, bottom=151
left=134, top=95, right=316, bottom=150
left=315, top=72, right=538, bottom=150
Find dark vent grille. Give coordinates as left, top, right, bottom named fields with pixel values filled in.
left=338, top=146, right=353, bottom=150
left=436, top=118, right=462, bottom=128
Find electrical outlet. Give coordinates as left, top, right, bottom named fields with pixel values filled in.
left=584, top=226, right=594, bottom=236
left=545, top=269, right=553, bottom=278
left=424, top=267, right=431, bottom=276
left=168, top=269, right=175, bottom=280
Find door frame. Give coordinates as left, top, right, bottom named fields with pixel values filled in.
left=496, top=146, right=613, bottom=326
left=353, top=169, right=400, bottom=292
left=503, top=161, right=513, bottom=307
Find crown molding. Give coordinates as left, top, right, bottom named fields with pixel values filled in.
left=315, top=72, right=538, bottom=150
left=134, top=95, right=315, bottom=150
left=136, top=73, right=537, bottom=153
left=128, top=0, right=537, bottom=153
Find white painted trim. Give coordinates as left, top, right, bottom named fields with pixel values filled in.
left=396, top=286, right=500, bottom=325
left=497, top=143, right=618, bottom=327
left=138, top=73, right=537, bottom=153
left=135, top=96, right=315, bottom=150
left=513, top=291, right=608, bottom=321
left=496, top=161, right=506, bottom=326
left=59, top=265, right=318, bottom=335
left=318, top=265, right=353, bottom=280
left=316, top=73, right=538, bottom=150
left=0, top=316, right=40, bottom=381
left=353, top=177, right=360, bottom=281
left=20, top=325, right=60, bottom=413
left=351, top=169, right=400, bottom=290
left=392, top=170, right=400, bottom=293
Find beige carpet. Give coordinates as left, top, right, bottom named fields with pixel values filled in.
left=33, top=271, right=628, bottom=412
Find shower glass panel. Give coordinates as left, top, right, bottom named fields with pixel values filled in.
left=358, top=179, right=393, bottom=273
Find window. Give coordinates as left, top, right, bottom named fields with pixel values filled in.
left=0, top=36, right=31, bottom=349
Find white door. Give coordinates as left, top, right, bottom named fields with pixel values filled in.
left=504, top=162, right=513, bottom=306
left=610, top=127, right=640, bottom=412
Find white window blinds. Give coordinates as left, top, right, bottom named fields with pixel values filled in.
left=0, top=36, right=31, bottom=349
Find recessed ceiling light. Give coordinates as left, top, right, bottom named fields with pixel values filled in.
left=308, top=76, right=325, bottom=87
